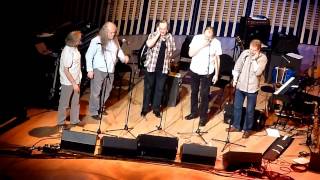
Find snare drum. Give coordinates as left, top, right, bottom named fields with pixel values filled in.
left=272, top=67, right=296, bottom=85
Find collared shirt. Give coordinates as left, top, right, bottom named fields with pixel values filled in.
left=59, top=46, right=82, bottom=85
left=232, top=49, right=268, bottom=93
left=189, top=35, right=222, bottom=75
left=145, top=32, right=176, bottom=74
left=85, top=36, right=126, bottom=73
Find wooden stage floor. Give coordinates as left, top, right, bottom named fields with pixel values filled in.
left=0, top=72, right=319, bottom=179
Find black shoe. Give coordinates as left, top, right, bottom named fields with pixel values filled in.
left=91, top=115, right=100, bottom=120
left=242, top=131, right=251, bottom=139
left=199, top=119, right=208, bottom=127
left=153, top=111, right=161, bottom=118
left=185, top=113, right=199, bottom=120
left=141, top=110, right=148, bottom=117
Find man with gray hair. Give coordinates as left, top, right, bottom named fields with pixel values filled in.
left=86, top=22, right=129, bottom=120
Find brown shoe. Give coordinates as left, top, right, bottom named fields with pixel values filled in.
left=70, top=121, right=86, bottom=127
left=77, top=121, right=86, bottom=127
left=226, top=127, right=240, bottom=132
left=91, top=115, right=101, bottom=120
left=242, top=131, right=251, bottom=139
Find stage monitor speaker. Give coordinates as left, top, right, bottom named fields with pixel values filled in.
left=223, top=151, right=262, bottom=171
left=60, top=130, right=96, bottom=154
left=180, top=143, right=217, bottom=166
left=101, top=136, right=138, bottom=157
left=263, top=135, right=293, bottom=161
left=309, top=152, right=320, bottom=172
left=223, top=103, right=266, bottom=131
left=137, top=134, right=178, bottom=160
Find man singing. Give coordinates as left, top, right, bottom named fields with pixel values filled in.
left=228, top=39, right=267, bottom=138
left=141, top=20, right=176, bottom=118
left=185, top=27, right=222, bottom=127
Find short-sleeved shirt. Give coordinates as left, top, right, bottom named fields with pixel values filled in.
left=59, top=46, right=82, bottom=85
left=189, top=35, right=222, bottom=75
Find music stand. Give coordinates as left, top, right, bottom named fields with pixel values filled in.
left=105, top=70, right=137, bottom=138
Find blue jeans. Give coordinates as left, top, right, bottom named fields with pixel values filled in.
left=232, top=89, right=257, bottom=131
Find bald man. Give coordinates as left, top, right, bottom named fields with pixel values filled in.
left=86, top=22, right=129, bottom=120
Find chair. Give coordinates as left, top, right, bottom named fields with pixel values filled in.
left=114, top=61, right=133, bottom=99
left=211, top=54, right=235, bottom=110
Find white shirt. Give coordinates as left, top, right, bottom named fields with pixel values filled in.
left=59, top=46, right=82, bottom=85
left=189, top=35, right=222, bottom=75
left=85, top=36, right=126, bottom=73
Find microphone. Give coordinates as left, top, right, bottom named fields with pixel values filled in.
left=120, top=38, right=129, bottom=45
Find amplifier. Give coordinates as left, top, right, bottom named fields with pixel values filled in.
left=163, top=72, right=181, bottom=107
left=223, top=103, right=266, bottom=131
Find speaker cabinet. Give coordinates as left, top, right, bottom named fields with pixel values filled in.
left=60, top=130, right=97, bottom=154
left=137, top=134, right=178, bottom=160
left=223, top=103, right=266, bottom=131
left=263, top=136, right=293, bottom=161
left=180, top=143, right=217, bottom=166
left=101, top=136, right=138, bottom=157
left=223, top=151, right=262, bottom=171
left=309, top=152, right=320, bottom=172
left=238, top=16, right=271, bottom=48
left=163, top=73, right=181, bottom=107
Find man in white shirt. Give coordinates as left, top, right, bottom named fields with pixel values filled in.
left=57, top=31, right=85, bottom=130
left=185, top=27, right=222, bottom=126
left=86, top=22, right=129, bottom=120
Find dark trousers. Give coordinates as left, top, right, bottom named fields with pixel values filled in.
left=190, top=71, right=214, bottom=121
left=142, top=70, right=167, bottom=112
left=232, top=89, right=258, bottom=131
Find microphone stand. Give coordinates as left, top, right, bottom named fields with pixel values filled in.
left=146, top=107, right=175, bottom=137
left=177, top=40, right=213, bottom=144
left=212, top=55, right=247, bottom=152
left=105, top=69, right=136, bottom=138
left=83, top=44, right=114, bottom=136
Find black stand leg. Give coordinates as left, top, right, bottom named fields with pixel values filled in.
left=105, top=71, right=137, bottom=138
left=145, top=109, right=175, bottom=137
left=212, top=121, right=246, bottom=152
left=178, top=119, right=208, bottom=144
